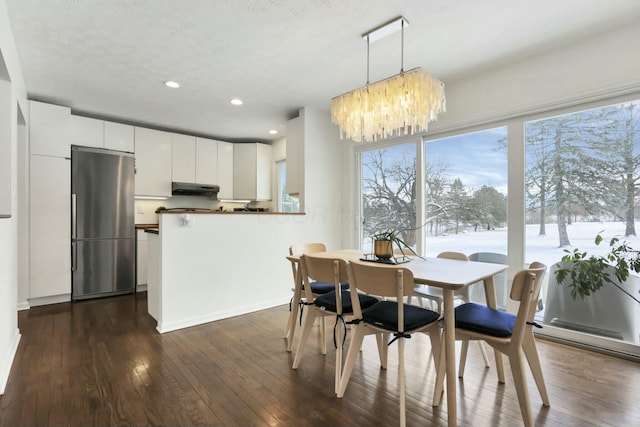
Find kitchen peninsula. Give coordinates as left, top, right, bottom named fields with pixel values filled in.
left=146, top=209, right=321, bottom=333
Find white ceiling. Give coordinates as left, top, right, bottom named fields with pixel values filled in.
left=5, top=0, right=640, bottom=143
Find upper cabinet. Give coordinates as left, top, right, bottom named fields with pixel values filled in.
left=217, top=141, right=234, bottom=200
left=171, top=133, right=196, bottom=183
left=69, top=115, right=103, bottom=148
left=104, top=122, right=134, bottom=152
left=171, top=134, right=220, bottom=186
left=233, top=143, right=272, bottom=200
left=69, top=116, right=135, bottom=152
left=29, top=100, right=71, bottom=158
left=195, top=137, right=218, bottom=185
left=135, top=127, right=172, bottom=197
left=286, top=115, right=303, bottom=196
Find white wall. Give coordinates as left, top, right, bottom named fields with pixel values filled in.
left=0, top=0, right=28, bottom=395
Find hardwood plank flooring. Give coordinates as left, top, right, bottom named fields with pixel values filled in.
left=0, top=292, right=638, bottom=426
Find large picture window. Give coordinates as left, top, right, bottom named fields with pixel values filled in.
left=525, top=99, right=640, bottom=346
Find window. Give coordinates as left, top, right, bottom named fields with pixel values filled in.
left=276, top=161, right=299, bottom=212
left=423, top=127, right=508, bottom=257
left=360, top=142, right=417, bottom=252
left=525, top=99, right=640, bottom=346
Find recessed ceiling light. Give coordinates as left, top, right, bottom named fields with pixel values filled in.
left=164, top=81, right=180, bottom=88
left=230, top=98, right=243, bottom=105
left=269, top=130, right=278, bottom=135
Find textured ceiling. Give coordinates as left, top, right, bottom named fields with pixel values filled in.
left=5, top=0, right=640, bottom=143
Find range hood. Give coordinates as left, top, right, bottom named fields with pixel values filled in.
left=171, top=182, right=219, bottom=199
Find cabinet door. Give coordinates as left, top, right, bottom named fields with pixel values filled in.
left=217, top=141, right=234, bottom=199
left=286, top=115, right=303, bottom=195
left=29, top=101, right=71, bottom=158
left=30, top=155, right=71, bottom=298
left=195, top=138, right=218, bottom=185
left=256, top=143, right=272, bottom=200
left=233, top=143, right=257, bottom=200
left=69, top=115, right=104, bottom=148
left=134, top=127, right=172, bottom=197
left=105, top=122, right=134, bottom=152
left=172, top=133, right=196, bottom=183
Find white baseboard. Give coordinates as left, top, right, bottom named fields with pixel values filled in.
left=17, top=300, right=30, bottom=311
left=27, top=293, right=71, bottom=307
left=157, top=297, right=289, bottom=334
left=0, top=328, right=21, bottom=395
left=136, top=284, right=147, bottom=292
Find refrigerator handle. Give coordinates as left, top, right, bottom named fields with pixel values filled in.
left=71, top=193, right=77, bottom=239
left=71, top=242, right=77, bottom=272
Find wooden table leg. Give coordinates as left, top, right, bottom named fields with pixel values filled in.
left=443, top=288, right=457, bottom=427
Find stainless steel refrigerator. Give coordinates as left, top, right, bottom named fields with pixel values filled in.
left=71, top=145, right=135, bottom=300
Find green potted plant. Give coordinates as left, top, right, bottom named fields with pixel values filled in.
left=371, top=228, right=424, bottom=260
left=553, top=233, right=640, bottom=304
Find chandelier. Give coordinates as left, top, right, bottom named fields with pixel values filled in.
left=331, top=17, right=446, bottom=143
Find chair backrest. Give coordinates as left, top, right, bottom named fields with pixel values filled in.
left=299, top=254, right=349, bottom=310
left=437, top=251, right=469, bottom=261
left=507, top=268, right=539, bottom=344
left=522, top=261, right=547, bottom=322
left=289, top=242, right=326, bottom=256
left=348, top=260, right=414, bottom=299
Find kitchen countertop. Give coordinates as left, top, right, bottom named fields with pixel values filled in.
left=156, top=210, right=305, bottom=215
left=135, top=223, right=159, bottom=229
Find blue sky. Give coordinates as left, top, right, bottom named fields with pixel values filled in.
left=426, top=127, right=508, bottom=193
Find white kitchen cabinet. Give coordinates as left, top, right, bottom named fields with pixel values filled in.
left=195, top=137, right=218, bottom=185
left=104, top=122, right=134, bottom=152
left=136, top=229, right=148, bottom=288
left=233, top=143, right=272, bottom=200
left=29, top=100, right=71, bottom=158
left=69, top=115, right=104, bottom=148
left=171, top=133, right=196, bottom=183
left=134, top=127, right=172, bottom=197
left=29, top=154, right=71, bottom=299
left=217, top=141, right=234, bottom=199
left=286, top=115, right=303, bottom=196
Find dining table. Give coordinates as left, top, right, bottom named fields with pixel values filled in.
left=287, top=249, right=508, bottom=427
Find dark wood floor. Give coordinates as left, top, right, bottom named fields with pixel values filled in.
left=0, top=292, right=638, bottom=427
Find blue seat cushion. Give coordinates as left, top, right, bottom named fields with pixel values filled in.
left=314, top=290, right=378, bottom=314
left=362, top=301, right=440, bottom=332
left=455, top=302, right=515, bottom=338
left=305, top=281, right=349, bottom=295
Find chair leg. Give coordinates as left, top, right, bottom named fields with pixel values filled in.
left=432, top=331, right=446, bottom=407
left=479, top=341, right=490, bottom=367
left=292, top=309, right=317, bottom=369
left=398, top=336, right=406, bottom=427
left=321, top=315, right=327, bottom=355
left=523, top=334, right=550, bottom=406
left=335, top=315, right=343, bottom=395
left=337, top=326, right=365, bottom=398
left=286, top=296, right=301, bottom=351
left=459, top=339, right=469, bottom=378
left=509, top=348, right=534, bottom=427
left=376, top=332, right=389, bottom=369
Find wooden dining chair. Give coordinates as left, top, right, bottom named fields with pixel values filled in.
left=337, top=260, right=442, bottom=427
left=433, top=262, right=549, bottom=427
left=285, top=243, right=348, bottom=352
left=292, top=254, right=378, bottom=394
left=412, top=251, right=491, bottom=370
